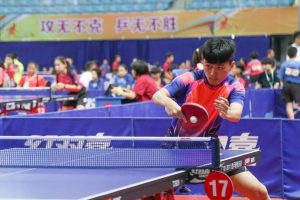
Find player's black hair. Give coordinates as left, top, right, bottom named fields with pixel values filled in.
left=192, top=47, right=204, bottom=68
left=250, top=51, right=259, bottom=59
left=131, top=60, right=149, bottom=76
left=118, top=64, right=128, bottom=70
left=85, top=60, right=98, bottom=71
left=261, top=58, right=274, bottom=66
left=150, top=67, right=162, bottom=74
left=165, top=52, right=173, bottom=59
left=27, top=61, right=39, bottom=69
left=92, top=69, right=102, bottom=78
left=202, top=38, right=236, bottom=64
left=55, top=56, right=72, bottom=70
left=5, top=53, right=14, bottom=60
left=287, top=46, right=297, bottom=58
left=235, top=61, right=245, bottom=72
left=12, top=52, right=19, bottom=59
left=293, top=31, right=300, bottom=41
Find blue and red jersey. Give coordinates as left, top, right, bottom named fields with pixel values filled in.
left=164, top=70, right=245, bottom=137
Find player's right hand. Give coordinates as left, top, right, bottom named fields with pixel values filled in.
left=165, top=102, right=187, bottom=122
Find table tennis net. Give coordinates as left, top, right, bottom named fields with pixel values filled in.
left=0, top=136, right=220, bottom=168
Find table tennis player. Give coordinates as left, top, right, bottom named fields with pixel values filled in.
left=52, top=56, right=87, bottom=110
left=152, top=38, right=270, bottom=200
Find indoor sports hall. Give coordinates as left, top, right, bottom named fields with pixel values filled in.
left=0, top=0, right=299, bottom=199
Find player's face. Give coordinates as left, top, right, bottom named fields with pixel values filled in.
left=203, top=60, right=234, bottom=86
left=4, top=57, right=13, bottom=65
left=27, top=64, right=37, bottom=75
left=118, top=67, right=127, bottom=77
left=54, top=59, right=66, bottom=73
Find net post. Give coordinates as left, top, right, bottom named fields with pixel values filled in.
left=210, top=137, right=220, bottom=170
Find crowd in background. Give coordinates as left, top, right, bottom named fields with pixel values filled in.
left=0, top=32, right=299, bottom=116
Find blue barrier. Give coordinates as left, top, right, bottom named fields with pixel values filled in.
left=1, top=116, right=300, bottom=198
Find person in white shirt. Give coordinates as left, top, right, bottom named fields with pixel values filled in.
left=289, top=31, right=300, bottom=62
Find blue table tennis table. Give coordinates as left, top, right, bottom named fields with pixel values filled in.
left=0, top=88, right=77, bottom=115
left=0, top=136, right=260, bottom=200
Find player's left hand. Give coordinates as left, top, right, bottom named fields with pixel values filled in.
left=214, top=96, right=230, bottom=119
left=111, top=87, right=123, bottom=95
left=54, top=83, right=65, bottom=91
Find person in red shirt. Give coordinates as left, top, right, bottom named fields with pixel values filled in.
left=111, top=60, right=158, bottom=101
left=245, top=51, right=263, bottom=84
left=4, top=54, right=17, bottom=87
left=18, top=62, right=46, bottom=87
left=112, top=55, right=121, bottom=74
left=232, top=61, right=247, bottom=88
left=163, top=52, right=174, bottom=72
left=52, top=56, right=87, bottom=111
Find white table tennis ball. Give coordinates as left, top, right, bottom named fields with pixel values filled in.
left=190, top=116, right=198, bottom=124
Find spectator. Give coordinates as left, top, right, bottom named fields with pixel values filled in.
left=239, top=57, right=248, bottom=68
left=52, top=56, right=87, bottom=110
left=100, top=58, right=111, bottom=75
left=110, top=64, right=134, bottom=89
left=88, top=69, right=107, bottom=90
left=0, top=61, right=10, bottom=87
left=150, top=67, right=165, bottom=88
left=245, top=51, right=263, bottom=84
left=256, top=58, right=279, bottom=89
left=185, top=60, right=192, bottom=71
left=232, top=61, right=247, bottom=88
left=266, top=49, right=279, bottom=70
left=163, top=52, right=174, bottom=72
left=18, top=62, right=46, bottom=87
left=42, top=67, right=48, bottom=73
left=192, top=47, right=204, bottom=70
left=80, top=60, right=98, bottom=88
left=12, top=53, right=24, bottom=85
left=289, top=31, right=300, bottom=62
left=4, top=54, right=17, bottom=87
left=112, top=55, right=121, bottom=74
left=278, top=46, right=300, bottom=119
left=111, top=60, right=158, bottom=102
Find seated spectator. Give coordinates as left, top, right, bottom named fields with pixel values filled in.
left=232, top=61, right=247, bottom=88
left=88, top=69, right=107, bottom=90
left=18, top=62, right=46, bottom=87
left=52, top=56, right=87, bottom=111
left=278, top=46, right=300, bottom=119
left=80, top=60, right=98, bottom=88
left=0, top=61, right=10, bottom=87
left=245, top=51, right=263, bottom=84
left=12, top=53, right=24, bottom=85
left=163, top=52, right=174, bottom=72
left=192, top=47, right=204, bottom=70
left=256, top=58, right=280, bottom=89
left=110, top=64, right=134, bottom=89
left=111, top=60, right=158, bottom=102
left=100, top=58, right=111, bottom=75
left=4, top=54, right=17, bottom=87
left=150, top=67, right=165, bottom=88
left=112, top=55, right=121, bottom=74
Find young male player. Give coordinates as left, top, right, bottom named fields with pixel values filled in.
left=152, top=38, right=270, bottom=200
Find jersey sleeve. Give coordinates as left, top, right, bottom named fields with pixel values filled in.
left=133, top=78, right=146, bottom=99
left=228, top=81, right=245, bottom=106
left=164, top=72, right=194, bottom=98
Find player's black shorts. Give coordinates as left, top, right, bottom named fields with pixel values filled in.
left=227, top=166, right=248, bottom=176
left=63, top=87, right=87, bottom=108
left=281, top=82, right=300, bottom=103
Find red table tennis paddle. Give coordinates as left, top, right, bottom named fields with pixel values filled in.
left=181, top=102, right=209, bottom=130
